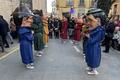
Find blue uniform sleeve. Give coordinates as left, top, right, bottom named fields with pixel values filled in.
left=88, top=27, right=105, bottom=45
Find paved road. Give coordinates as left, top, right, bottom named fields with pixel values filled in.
left=0, top=39, right=120, bottom=80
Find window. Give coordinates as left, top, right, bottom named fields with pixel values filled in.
left=66, top=0, right=74, bottom=6
left=79, top=0, right=84, bottom=6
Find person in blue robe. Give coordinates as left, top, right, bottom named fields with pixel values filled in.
left=14, top=4, right=35, bottom=69
left=19, top=27, right=34, bottom=68
left=84, top=8, right=106, bottom=75
left=85, top=25, right=105, bottom=74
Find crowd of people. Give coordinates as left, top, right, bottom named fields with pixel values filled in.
left=0, top=5, right=120, bottom=76
left=102, top=15, right=120, bottom=52
left=12, top=6, right=105, bottom=75
left=48, top=17, right=83, bottom=44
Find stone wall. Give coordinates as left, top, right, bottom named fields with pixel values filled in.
left=32, top=0, right=47, bottom=14
left=0, top=0, right=19, bottom=22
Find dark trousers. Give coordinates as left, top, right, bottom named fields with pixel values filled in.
left=0, top=36, right=4, bottom=52
left=104, top=36, right=112, bottom=52
left=2, top=35, right=9, bottom=47
left=112, top=39, right=120, bottom=51
left=49, top=31, right=53, bottom=39
left=11, top=31, right=18, bottom=39
left=68, top=29, right=74, bottom=40
left=54, top=30, right=59, bottom=39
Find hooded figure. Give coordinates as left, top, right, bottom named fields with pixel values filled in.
left=16, top=4, right=34, bottom=69
left=84, top=8, right=105, bottom=75
left=32, top=14, right=44, bottom=57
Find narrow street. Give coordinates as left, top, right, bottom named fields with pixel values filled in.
left=0, top=39, right=120, bottom=80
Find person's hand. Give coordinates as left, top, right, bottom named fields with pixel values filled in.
left=81, top=32, right=85, bottom=36
left=55, top=28, right=58, bottom=30
left=50, top=29, right=53, bottom=31
left=85, top=34, right=90, bottom=38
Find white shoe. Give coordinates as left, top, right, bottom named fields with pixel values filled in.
left=82, top=54, right=85, bottom=56
left=26, top=64, right=34, bottom=69
left=86, top=67, right=92, bottom=71
left=45, top=45, right=48, bottom=48
left=30, top=63, right=34, bottom=66
left=39, top=51, right=43, bottom=54
left=87, top=70, right=99, bottom=75
left=36, top=53, right=42, bottom=57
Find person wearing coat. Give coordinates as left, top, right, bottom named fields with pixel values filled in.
left=0, top=15, right=10, bottom=48
left=48, top=18, right=54, bottom=39
left=68, top=17, right=75, bottom=39
left=32, top=14, right=44, bottom=57
left=103, top=20, right=115, bottom=53
left=60, top=17, right=68, bottom=43
left=73, top=19, right=83, bottom=44
left=43, top=16, right=49, bottom=47
left=53, top=18, right=60, bottom=39
left=17, top=5, right=34, bottom=69
left=85, top=13, right=105, bottom=75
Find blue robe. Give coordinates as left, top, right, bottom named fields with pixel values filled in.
left=85, top=26, right=105, bottom=68
left=19, top=27, right=34, bottom=64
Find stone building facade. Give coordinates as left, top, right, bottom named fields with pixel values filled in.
left=32, top=0, right=47, bottom=14
left=0, top=0, right=19, bottom=22
left=0, top=0, right=47, bottom=22
left=56, top=0, right=93, bottom=18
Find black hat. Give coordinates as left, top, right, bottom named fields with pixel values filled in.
left=86, top=8, right=107, bottom=26
left=87, top=8, right=105, bottom=17
left=17, top=4, right=34, bottom=18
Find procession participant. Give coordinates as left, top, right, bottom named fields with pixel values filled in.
left=32, top=13, right=44, bottom=57
left=18, top=5, right=34, bottom=69
left=73, top=18, right=83, bottom=44
left=60, top=16, right=68, bottom=43
left=85, top=8, right=106, bottom=75
left=43, top=16, right=49, bottom=47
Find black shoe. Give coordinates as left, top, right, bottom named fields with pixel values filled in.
left=2, top=50, right=4, bottom=52
left=1, top=48, right=4, bottom=52
left=5, top=46, right=9, bottom=48
left=11, top=42, right=13, bottom=44
left=103, top=50, right=109, bottom=53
